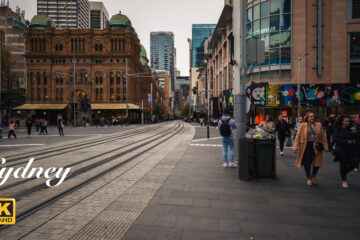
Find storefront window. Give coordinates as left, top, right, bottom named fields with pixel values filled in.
left=253, top=20, right=260, bottom=36
left=261, top=18, right=269, bottom=34
left=261, top=1, right=269, bottom=18
left=247, top=0, right=291, bottom=67
left=254, top=4, right=260, bottom=20
left=270, top=15, right=280, bottom=32
left=280, top=14, right=291, bottom=30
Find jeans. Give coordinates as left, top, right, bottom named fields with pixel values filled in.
left=222, top=137, right=235, bottom=164
left=279, top=135, right=286, bottom=152
left=338, top=149, right=354, bottom=181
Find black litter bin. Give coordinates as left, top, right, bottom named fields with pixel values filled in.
left=254, top=138, right=276, bottom=178
left=238, top=138, right=276, bottom=181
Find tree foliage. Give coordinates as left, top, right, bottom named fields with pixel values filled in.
left=3, top=89, right=26, bottom=110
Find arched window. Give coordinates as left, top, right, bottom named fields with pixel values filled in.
left=95, top=44, right=98, bottom=51
left=55, top=44, right=58, bottom=51
left=100, top=76, right=103, bottom=85
left=96, top=76, right=99, bottom=85
left=99, top=44, right=103, bottom=51
left=110, top=72, right=114, bottom=85
left=60, top=44, right=63, bottom=51
left=37, top=72, right=41, bottom=85
left=60, top=77, right=63, bottom=85
left=30, top=72, right=34, bottom=85
left=43, top=72, right=47, bottom=85
left=56, top=77, right=59, bottom=85
left=116, top=72, right=121, bottom=84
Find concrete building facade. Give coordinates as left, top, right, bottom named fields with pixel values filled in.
left=37, top=0, right=90, bottom=29
left=89, top=1, right=109, bottom=30
left=0, top=5, right=27, bottom=94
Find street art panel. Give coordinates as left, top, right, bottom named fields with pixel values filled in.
left=250, top=84, right=267, bottom=107
left=300, top=84, right=327, bottom=106
left=267, top=85, right=280, bottom=107
left=280, top=84, right=298, bottom=107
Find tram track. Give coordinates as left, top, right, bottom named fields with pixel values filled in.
left=0, top=122, right=180, bottom=194
left=1, top=122, right=169, bottom=167
left=0, top=121, right=184, bottom=233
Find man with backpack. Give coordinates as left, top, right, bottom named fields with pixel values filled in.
left=218, top=109, right=238, bottom=168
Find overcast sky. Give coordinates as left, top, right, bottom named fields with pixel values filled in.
left=10, top=0, right=223, bottom=76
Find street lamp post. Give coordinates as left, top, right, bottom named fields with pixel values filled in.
left=125, top=58, right=128, bottom=124
left=0, top=38, right=2, bottom=125
left=73, top=56, right=76, bottom=127
left=297, top=53, right=308, bottom=121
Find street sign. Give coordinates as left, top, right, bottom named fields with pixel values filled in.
left=247, top=39, right=265, bottom=64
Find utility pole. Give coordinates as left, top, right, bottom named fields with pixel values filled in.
left=150, top=82, right=153, bottom=118
left=125, top=58, right=128, bottom=123
left=73, top=56, right=76, bottom=127
left=297, top=53, right=308, bottom=121
left=0, top=39, right=2, bottom=125
left=141, top=99, right=144, bottom=125
left=233, top=0, right=247, bottom=159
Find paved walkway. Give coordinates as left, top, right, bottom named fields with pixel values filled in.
left=124, top=123, right=360, bottom=240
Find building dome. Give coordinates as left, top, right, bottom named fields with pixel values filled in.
left=140, top=45, right=147, bottom=59
left=108, top=11, right=132, bottom=30
left=29, top=14, right=56, bottom=30
left=140, top=58, right=148, bottom=68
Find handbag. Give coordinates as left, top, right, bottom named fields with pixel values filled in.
left=286, top=137, right=292, bottom=147
left=315, top=142, right=324, bottom=152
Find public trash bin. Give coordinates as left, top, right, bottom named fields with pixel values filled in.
left=254, top=138, right=276, bottom=178
left=238, top=137, right=276, bottom=181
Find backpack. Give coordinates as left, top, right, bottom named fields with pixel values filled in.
left=219, top=118, right=232, bottom=137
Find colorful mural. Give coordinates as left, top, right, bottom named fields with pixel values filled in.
left=247, top=83, right=360, bottom=107
left=267, top=85, right=280, bottom=107
left=280, top=84, right=298, bottom=107
left=250, top=84, right=267, bottom=107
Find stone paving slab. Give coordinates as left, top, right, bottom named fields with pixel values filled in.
left=124, top=123, right=360, bottom=240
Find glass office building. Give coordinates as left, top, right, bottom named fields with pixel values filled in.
left=247, top=0, right=291, bottom=71
left=192, top=24, right=216, bottom=67
left=150, top=32, right=175, bottom=91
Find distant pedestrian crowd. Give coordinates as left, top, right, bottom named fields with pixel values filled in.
left=215, top=110, right=360, bottom=189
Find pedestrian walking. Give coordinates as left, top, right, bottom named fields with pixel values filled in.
left=333, top=116, right=357, bottom=188
left=8, top=120, right=17, bottom=139
left=40, top=118, right=48, bottom=135
left=294, top=116, right=304, bottom=139
left=35, top=118, right=40, bottom=132
left=275, top=115, right=291, bottom=157
left=352, top=122, right=360, bottom=172
left=26, top=118, right=32, bottom=136
left=0, top=122, right=4, bottom=139
left=294, top=112, right=328, bottom=186
left=323, top=116, right=335, bottom=151
left=57, top=119, right=64, bottom=136
left=258, top=114, right=275, bottom=135
left=85, top=118, right=90, bottom=128
left=218, top=109, right=238, bottom=168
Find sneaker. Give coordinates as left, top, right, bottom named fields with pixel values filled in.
left=230, top=162, right=237, bottom=168
left=280, top=152, right=284, bottom=157
left=342, top=181, right=349, bottom=188
left=222, top=163, right=228, bottom=168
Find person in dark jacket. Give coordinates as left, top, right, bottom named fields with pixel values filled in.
left=323, top=116, right=335, bottom=151
left=26, top=118, right=32, bottom=136
left=352, top=123, right=360, bottom=172
left=275, top=115, right=291, bottom=157
left=333, top=116, right=356, bottom=188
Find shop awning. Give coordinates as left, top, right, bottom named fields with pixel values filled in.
left=14, top=104, right=68, bottom=110
left=91, top=103, right=140, bottom=110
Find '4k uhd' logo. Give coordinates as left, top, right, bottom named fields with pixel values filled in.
left=0, top=199, right=16, bottom=225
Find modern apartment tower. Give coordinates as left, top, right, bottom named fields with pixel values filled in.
left=89, top=1, right=109, bottom=30
left=191, top=24, right=216, bottom=67
left=150, top=32, right=175, bottom=91
left=37, top=0, right=90, bottom=29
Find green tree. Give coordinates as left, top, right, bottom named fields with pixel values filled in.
left=3, top=89, right=26, bottom=110
left=181, top=104, right=190, bottom=117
